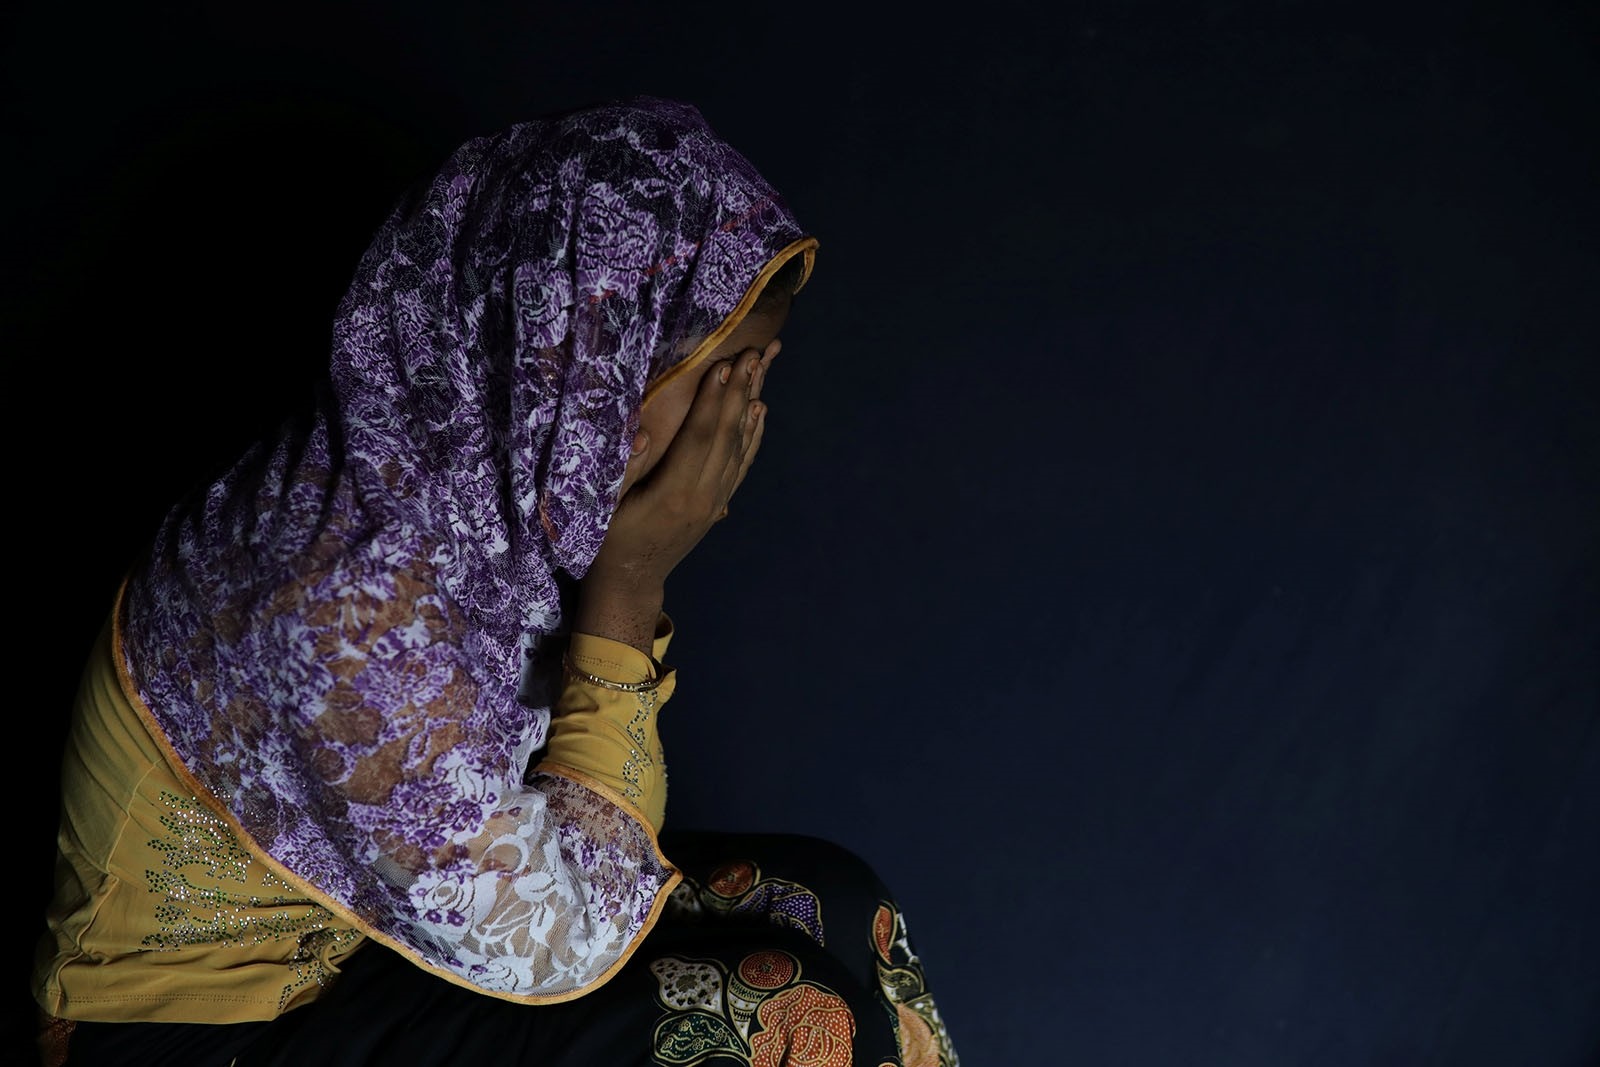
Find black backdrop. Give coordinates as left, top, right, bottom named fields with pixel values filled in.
left=6, top=2, right=1597, bottom=1064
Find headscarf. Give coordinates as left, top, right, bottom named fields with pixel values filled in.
left=120, top=97, right=816, bottom=1000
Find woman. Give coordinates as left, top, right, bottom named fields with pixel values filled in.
left=30, top=97, right=958, bottom=1066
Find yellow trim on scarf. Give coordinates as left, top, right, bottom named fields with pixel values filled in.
left=641, top=235, right=818, bottom=409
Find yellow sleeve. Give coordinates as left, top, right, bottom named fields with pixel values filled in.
left=539, top=615, right=675, bottom=831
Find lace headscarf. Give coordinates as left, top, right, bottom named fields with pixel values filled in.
left=120, top=97, right=816, bottom=1000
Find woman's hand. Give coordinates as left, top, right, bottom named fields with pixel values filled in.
left=572, top=341, right=777, bottom=654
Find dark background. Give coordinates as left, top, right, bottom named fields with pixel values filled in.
left=5, top=2, right=1597, bottom=1064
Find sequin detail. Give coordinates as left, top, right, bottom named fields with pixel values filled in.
left=139, top=790, right=365, bottom=1011
left=142, top=791, right=341, bottom=953
left=620, top=688, right=660, bottom=801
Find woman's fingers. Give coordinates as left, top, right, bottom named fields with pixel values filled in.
left=748, top=340, right=777, bottom=403
left=615, top=428, right=652, bottom=501
left=732, top=350, right=771, bottom=477
left=718, top=351, right=759, bottom=440
left=731, top=400, right=766, bottom=494
left=628, top=345, right=768, bottom=528
left=591, top=343, right=774, bottom=586
left=697, top=349, right=762, bottom=489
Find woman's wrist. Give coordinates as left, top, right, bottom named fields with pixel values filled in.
left=572, top=574, right=664, bottom=657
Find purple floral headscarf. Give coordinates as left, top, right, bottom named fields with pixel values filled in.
left=120, top=97, right=816, bottom=1000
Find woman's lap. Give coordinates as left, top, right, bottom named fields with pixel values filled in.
left=62, top=831, right=951, bottom=1067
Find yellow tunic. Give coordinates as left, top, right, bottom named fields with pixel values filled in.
left=32, top=597, right=675, bottom=1026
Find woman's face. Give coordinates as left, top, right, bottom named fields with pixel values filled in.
left=625, top=291, right=790, bottom=493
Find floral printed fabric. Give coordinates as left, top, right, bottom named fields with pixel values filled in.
left=650, top=950, right=858, bottom=1066
left=645, top=898, right=958, bottom=1067
left=120, top=97, right=814, bottom=1000
left=655, top=838, right=960, bottom=1067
